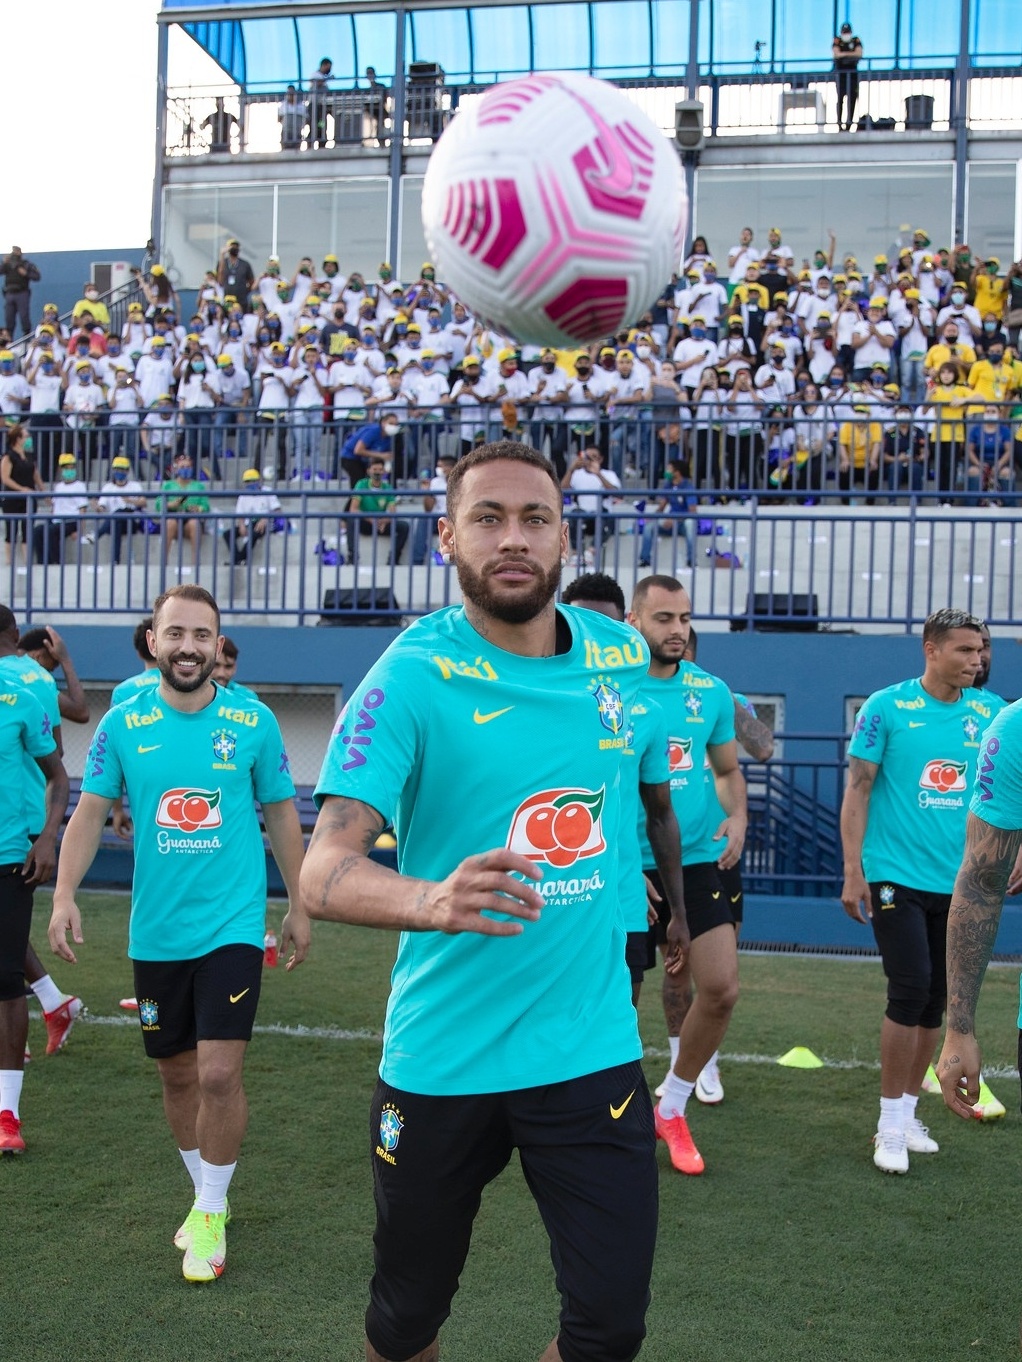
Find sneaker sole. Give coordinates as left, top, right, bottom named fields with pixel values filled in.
left=182, top=1259, right=226, bottom=1282
left=873, top=1159, right=909, bottom=1174
left=694, top=1080, right=724, bottom=1106
left=0, top=1146, right=25, bottom=1156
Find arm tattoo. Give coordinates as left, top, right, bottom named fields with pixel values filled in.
left=847, top=756, right=878, bottom=791
left=319, top=854, right=361, bottom=915
left=309, top=795, right=383, bottom=849
left=733, top=703, right=774, bottom=762
left=946, top=817, right=1022, bottom=1033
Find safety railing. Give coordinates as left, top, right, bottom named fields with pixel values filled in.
left=2, top=487, right=1019, bottom=630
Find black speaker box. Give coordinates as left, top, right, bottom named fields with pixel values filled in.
left=319, top=587, right=401, bottom=626
left=730, top=592, right=820, bottom=633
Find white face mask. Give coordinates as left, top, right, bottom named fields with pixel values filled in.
left=636, top=345, right=652, bottom=359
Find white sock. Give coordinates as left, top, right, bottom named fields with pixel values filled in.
left=902, top=1093, right=919, bottom=1125
left=30, top=974, right=64, bottom=1013
left=702, top=1049, right=720, bottom=1073
left=878, top=1096, right=902, bottom=1131
left=179, top=1147, right=203, bottom=1195
left=0, top=1069, right=25, bottom=1119
left=195, top=1158, right=237, bottom=1214
left=658, top=1072, right=695, bottom=1120
left=668, top=1035, right=680, bottom=1066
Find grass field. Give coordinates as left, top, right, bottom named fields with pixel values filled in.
left=5, top=891, right=1022, bottom=1362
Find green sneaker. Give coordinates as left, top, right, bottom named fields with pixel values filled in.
left=174, top=1197, right=230, bottom=1251
left=974, top=1078, right=1006, bottom=1121
left=182, top=1210, right=227, bottom=1282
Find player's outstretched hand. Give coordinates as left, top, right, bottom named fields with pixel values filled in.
left=22, top=831, right=57, bottom=886
left=937, top=1030, right=983, bottom=1120
left=423, top=849, right=544, bottom=936
left=48, top=898, right=84, bottom=964
left=712, top=816, right=746, bottom=869
left=840, top=870, right=871, bottom=923
left=280, top=904, right=311, bottom=970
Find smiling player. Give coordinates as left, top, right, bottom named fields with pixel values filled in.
left=49, top=585, right=308, bottom=1282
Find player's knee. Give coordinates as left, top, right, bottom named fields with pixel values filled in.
left=700, top=973, right=740, bottom=1019
left=198, top=1057, right=244, bottom=1102
left=0, top=969, right=25, bottom=1002
left=884, top=975, right=931, bottom=1027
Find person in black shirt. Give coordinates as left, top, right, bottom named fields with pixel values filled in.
left=217, top=241, right=256, bottom=312
left=882, top=405, right=927, bottom=497
left=833, top=24, right=863, bottom=132
left=1, top=248, right=41, bottom=339
left=200, top=97, right=239, bottom=153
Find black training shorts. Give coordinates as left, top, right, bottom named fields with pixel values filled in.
left=648, top=861, right=740, bottom=945
left=0, top=864, right=33, bottom=1002
left=132, top=943, right=263, bottom=1059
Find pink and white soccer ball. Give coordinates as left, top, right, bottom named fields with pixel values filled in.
left=421, top=72, right=686, bottom=346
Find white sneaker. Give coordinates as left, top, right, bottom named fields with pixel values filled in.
left=695, top=1057, right=724, bottom=1105
left=655, top=1068, right=672, bottom=1099
left=904, top=1118, right=939, bottom=1154
left=873, top=1127, right=909, bottom=1174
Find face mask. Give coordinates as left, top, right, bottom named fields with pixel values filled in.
left=350, top=281, right=363, bottom=292
left=945, top=335, right=958, bottom=345
left=42, top=362, right=54, bottom=373
left=228, top=328, right=241, bottom=339
left=828, top=375, right=842, bottom=386
left=796, top=376, right=808, bottom=388
left=541, top=361, right=555, bottom=372
left=704, top=273, right=716, bottom=283
left=984, top=321, right=997, bottom=332
left=85, top=289, right=98, bottom=301
left=421, top=359, right=434, bottom=372
left=576, top=369, right=590, bottom=379
left=990, top=352, right=1004, bottom=363
left=871, top=374, right=884, bottom=385
left=691, top=328, right=705, bottom=340
left=343, top=354, right=355, bottom=364
left=429, top=318, right=441, bottom=330
left=113, top=472, right=128, bottom=484
left=0, top=362, right=12, bottom=375
left=951, top=293, right=965, bottom=306
left=61, top=469, right=76, bottom=482
left=191, top=359, right=206, bottom=374
left=382, top=426, right=397, bottom=438
left=177, top=465, right=193, bottom=478
left=781, top=324, right=793, bottom=336
left=22, top=437, right=34, bottom=453
left=895, top=412, right=911, bottom=423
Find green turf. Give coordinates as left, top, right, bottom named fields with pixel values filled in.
left=5, top=892, right=1022, bottom=1362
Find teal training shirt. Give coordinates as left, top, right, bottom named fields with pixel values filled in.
left=619, top=689, right=670, bottom=933
left=81, top=682, right=296, bottom=961
left=966, top=700, right=1022, bottom=1025
left=638, top=663, right=736, bottom=869
left=111, top=669, right=161, bottom=707
left=314, top=604, right=650, bottom=1096
left=0, top=686, right=56, bottom=864
left=848, top=677, right=1003, bottom=893
left=0, top=654, right=61, bottom=835
left=227, top=680, right=259, bottom=702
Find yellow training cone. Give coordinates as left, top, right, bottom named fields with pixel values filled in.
left=777, top=1046, right=823, bottom=1069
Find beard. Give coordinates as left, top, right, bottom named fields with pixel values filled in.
left=457, top=555, right=562, bottom=626
left=158, top=650, right=216, bottom=694
left=648, top=637, right=688, bottom=668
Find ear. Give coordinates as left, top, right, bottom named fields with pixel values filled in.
left=559, top=518, right=569, bottom=562
left=438, top=515, right=455, bottom=564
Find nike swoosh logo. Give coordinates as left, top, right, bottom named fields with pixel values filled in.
left=711, top=891, right=721, bottom=900
left=229, top=989, right=250, bottom=1004
left=137, top=744, right=161, bottom=753
left=473, top=706, right=514, bottom=725
left=610, top=1090, right=636, bottom=1120
left=730, top=893, right=741, bottom=904
left=908, top=722, right=925, bottom=728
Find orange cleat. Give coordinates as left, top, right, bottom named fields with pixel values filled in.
left=654, top=1104, right=704, bottom=1175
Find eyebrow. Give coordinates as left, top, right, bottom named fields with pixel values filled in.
left=469, top=500, right=557, bottom=515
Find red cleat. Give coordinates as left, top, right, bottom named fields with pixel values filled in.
left=44, top=996, right=82, bottom=1055
left=654, top=1104, right=705, bottom=1175
left=0, top=1109, right=25, bottom=1154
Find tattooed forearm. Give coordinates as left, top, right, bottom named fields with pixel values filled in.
left=319, top=854, right=362, bottom=915
left=733, top=703, right=774, bottom=762
left=308, top=795, right=384, bottom=850
left=945, top=816, right=1022, bottom=1033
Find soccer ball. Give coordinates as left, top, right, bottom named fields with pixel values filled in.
left=421, top=72, right=686, bottom=346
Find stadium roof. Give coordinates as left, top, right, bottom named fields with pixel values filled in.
left=159, top=1, right=1019, bottom=90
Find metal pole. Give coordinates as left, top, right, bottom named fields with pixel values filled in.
left=387, top=4, right=407, bottom=270
left=151, top=19, right=170, bottom=253
left=952, top=0, right=970, bottom=246
left=683, top=0, right=701, bottom=258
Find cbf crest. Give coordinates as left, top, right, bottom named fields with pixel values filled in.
left=212, top=729, right=237, bottom=766
left=139, top=998, right=160, bottom=1029
left=685, top=691, right=703, bottom=718
left=962, top=716, right=980, bottom=744
left=879, top=885, right=896, bottom=909
left=376, top=1103, right=404, bottom=1165
left=591, top=677, right=624, bottom=735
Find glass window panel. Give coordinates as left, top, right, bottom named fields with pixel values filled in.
left=966, top=163, right=1016, bottom=265
left=899, top=0, right=958, bottom=68
left=163, top=184, right=274, bottom=291
left=773, top=1, right=836, bottom=73
left=354, top=11, right=399, bottom=81
left=692, top=163, right=953, bottom=273
left=295, top=16, right=357, bottom=86
left=531, top=3, right=591, bottom=73
left=972, top=0, right=1022, bottom=65
left=652, top=0, right=690, bottom=80
left=399, top=175, right=428, bottom=285
left=470, top=6, right=532, bottom=82
left=407, top=9, right=471, bottom=82
left=592, top=1, right=652, bottom=79
left=842, top=2, right=897, bottom=68
left=277, top=179, right=391, bottom=277
left=711, top=0, right=772, bottom=75
left=238, top=17, right=300, bottom=89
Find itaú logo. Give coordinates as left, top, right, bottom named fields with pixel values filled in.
left=506, top=786, right=605, bottom=868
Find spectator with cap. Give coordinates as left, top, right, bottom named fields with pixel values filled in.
left=850, top=298, right=896, bottom=382
left=757, top=228, right=794, bottom=298
left=672, top=319, right=718, bottom=399
left=891, top=288, right=934, bottom=405
left=218, top=240, right=256, bottom=310
left=729, top=263, right=770, bottom=352
left=201, top=97, right=239, bottom=154
left=95, top=457, right=147, bottom=564
left=329, top=339, right=375, bottom=473
left=405, top=347, right=449, bottom=474
left=62, top=363, right=106, bottom=475
left=106, top=368, right=144, bottom=463
left=121, top=301, right=151, bottom=354
left=140, top=264, right=179, bottom=318
left=134, top=336, right=174, bottom=408
left=290, top=345, right=331, bottom=479
left=213, top=351, right=252, bottom=463
left=833, top=22, right=863, bottom=131
left=972, top=257, right=1007, bottom=324
left=279, top=85, right=306, bottom=151
left=837, top=401, right=881, bottom=504
left=33, top=453, right=90, bottom=564
left=157, top=449, right=209, bottom=565
left=443, top=356, right=497, bottom=457
left=938, top=276, right=981, bottom=345
left=1, top=248, right=41, bottom=339
left=254, top=342, right=298, bottom=478
left=176, top=338, right=222, bottom=471
left=224, top=467, right=282, bottom=565
left=606, top=347, right=651, bottom=478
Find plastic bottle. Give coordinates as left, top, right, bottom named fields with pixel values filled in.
left=263, top=930, right=279, bottom=968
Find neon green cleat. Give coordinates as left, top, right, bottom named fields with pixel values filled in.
left=182, top=1211, right=227, bottom=1282
left=174, top=1197, right=230, bottom=1251
left=919, top=1065, right=941, bottom=1095
left=973, top=1078, right=1006, bottom=1121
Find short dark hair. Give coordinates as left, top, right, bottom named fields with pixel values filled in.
left=152, top=585, right=220, bottom=634
left=922, top=608, right=983, bottom=647
left=17, top=627, right=49, bottom=653
left=444, top=440, right=561, bottom=522
left=0, top=604, right=17, bottom=638
left=631, top=574, right=686, bottom=613
left=133, top=616, right=156, bottom=662
left=562, top=573, right=626, bottom=615
left=685, top=624, right=699, bottom=659
left=220, top=635, right=239, bottom=661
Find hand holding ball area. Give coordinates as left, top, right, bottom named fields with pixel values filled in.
left=421, top=72, right=687, bottom=346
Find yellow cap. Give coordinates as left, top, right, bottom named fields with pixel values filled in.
left=58, top=453, right=76, bottom=466
left=112, top=456, right=131, bottom=469
left=242, top=467, right=261, bottom=481
left=151, top=264, right=165, bottom=276
left=323, top=253, right=339, bottom=263
left=497, top=347, right=517, bottom=362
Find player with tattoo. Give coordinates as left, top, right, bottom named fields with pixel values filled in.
left=840, top=608, right=1003, bottom=1174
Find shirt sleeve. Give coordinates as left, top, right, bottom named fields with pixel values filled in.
left=252, top=710, right=297, bottom=805
left=20, top=691, right=57, bottom=762
left=848, top=692, right=887, bottom=765
left=638, top=699, right=671, bottom=786
left=81, top=713, right=125, bottom=800
left=969, top=706, right=1022, bottom=830
left=707, top=683, right=737, bottom=748
left=314, top=649, right=428, bottom=825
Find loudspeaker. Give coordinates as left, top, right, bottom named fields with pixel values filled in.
left=319, top=587, right=401, bottom=626
left=409, top=61, right=444, bottom=83
left=674, top=100, right=705, bottom=152
left=730, top=592, right=820, bottom=633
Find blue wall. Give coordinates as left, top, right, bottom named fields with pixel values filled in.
left=14, top=247, right=146, bottom=321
